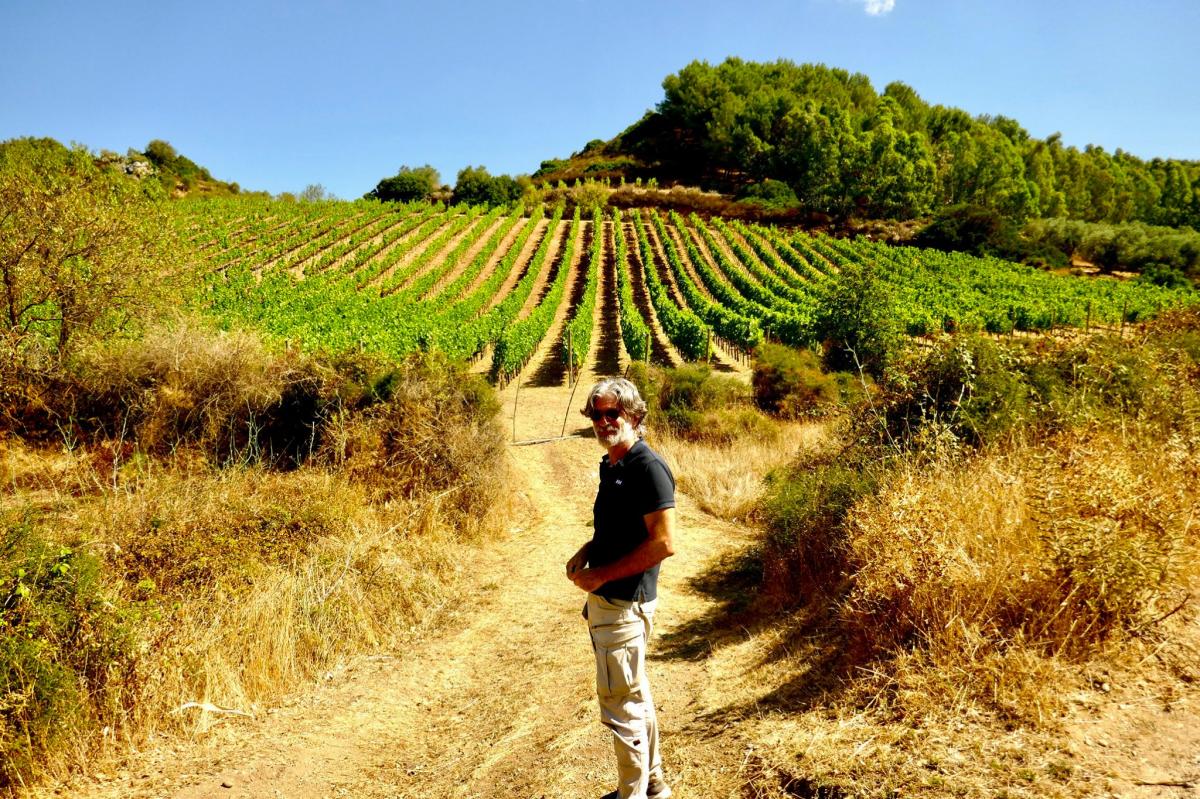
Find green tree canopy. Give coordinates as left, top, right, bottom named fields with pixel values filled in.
left=604, top=58, right=1200, bottom=230
left=453, top=166, right=522, bottom=207
left=0, top=138, right=175, bottom=359
left=366, top=164, right=440, bottom=203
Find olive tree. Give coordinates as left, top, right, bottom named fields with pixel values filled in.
left=0, top=138, right=174, bottom=360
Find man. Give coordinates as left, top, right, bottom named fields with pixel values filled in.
left=567, top=377, right=676, bottom=799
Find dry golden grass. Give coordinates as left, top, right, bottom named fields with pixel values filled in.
left=842, top=425, right=1197, bottom=665
left=653, top=420, right=828, bottom=522
left=3, top=444, right=517, bottom=786
left=729, top=423, right=1200, bottom=798
left=1, top=329, right=516, bottom=791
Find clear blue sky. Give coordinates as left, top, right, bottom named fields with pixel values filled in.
left=3, top=0, right=1197, bottom=199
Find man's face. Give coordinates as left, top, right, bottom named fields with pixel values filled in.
left=591, top=395, right=633, bottom=449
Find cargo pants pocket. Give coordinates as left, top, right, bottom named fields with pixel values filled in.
left=588, top=595, right=646, bottom=700
left=595, top=636, right=644, bottom=699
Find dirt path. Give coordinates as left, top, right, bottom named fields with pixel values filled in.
left=50, top=379, right=755, bottom=799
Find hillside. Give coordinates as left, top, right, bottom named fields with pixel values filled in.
left=534, top=58, right=1200, bottom=233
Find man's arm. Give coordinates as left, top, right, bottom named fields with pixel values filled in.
left=570, top=508, right=675, bottom=593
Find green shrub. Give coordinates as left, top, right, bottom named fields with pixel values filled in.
left=653, top=363, right=771, bottom=441
left=1, top=513, right=136, bottom=788
left=873, top=336, right=1030, bottom=448
left=623, top=361, right=660, bottom=414
left=1136, top=263, right=1193, bottom=290
left=1022, top=335, right=1161, bottom=422
left=657, top=363, right=747, bottom=413
left=814, top=261, right=903, bottom=377
left=626, top=362, right=777, bottom=443
left=760, top=455, right=883, bottom=605
left=752, top=342, right=840, bottom=418
left=737, top=179, right=800, bottom=211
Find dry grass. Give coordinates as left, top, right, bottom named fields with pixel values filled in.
left=0, top=327, right=516, bottom=791
left=3, top=445, right=517, bottom=788
left=653, top=421, right=827, bottom=522
left=730, top=423, right=1200, bottom=798
left=842, top=426, right=1197, bottom=668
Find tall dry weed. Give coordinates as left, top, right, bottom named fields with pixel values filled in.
left=837, top=426, right=1198, bottom=720
left=654, top=421, right=827, bottom=522
left=76, top=322, right=329, bottom=461
left=1, top=337, right=514, bottom=789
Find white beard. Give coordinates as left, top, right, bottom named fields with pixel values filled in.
left=597, top=428, right=623, bottom=448
left=597, top=424, right=635, bottom=449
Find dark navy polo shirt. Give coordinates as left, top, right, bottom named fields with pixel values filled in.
left=590, top=439, right=676, bottom=602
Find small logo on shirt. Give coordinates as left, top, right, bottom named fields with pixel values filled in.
left=615, top=479, right=623, bottom=486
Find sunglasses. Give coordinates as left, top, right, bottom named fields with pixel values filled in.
left=589, top=408, right=623, bottom=422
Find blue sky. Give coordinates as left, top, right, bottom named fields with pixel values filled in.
left=2, top=0, right=1197, bottom=199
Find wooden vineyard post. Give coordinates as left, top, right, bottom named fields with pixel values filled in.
left=1120, top=300, right=1128, bottom=338
left=644, top=330, right=651, bottom=365
left=567, top=327, right=574, bottom=387
left=512, top=370, right=521, bottom=443
left=705, top=329, right=712, bottom=364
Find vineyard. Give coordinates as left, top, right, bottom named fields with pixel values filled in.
left=182, top=197, right=1197, bottom=379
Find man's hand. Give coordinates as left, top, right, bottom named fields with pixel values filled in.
left=570, top=567, right=607, bottom=593
left=566, top=543, right=589, bottom=580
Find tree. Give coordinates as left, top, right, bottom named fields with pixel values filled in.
left=0, top=138, right=174, bottom=358
left=814, top=260, right=901, bottom=377
left=144, top=139, right=178, bottom=166
left=366, top=165, right=440, bottom=203
left=453, top=166, right=523, bottom=207
left=299, top=183, right=332, bottom=202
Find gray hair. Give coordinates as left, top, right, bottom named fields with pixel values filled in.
left=580, top=377, right=648, bottom=437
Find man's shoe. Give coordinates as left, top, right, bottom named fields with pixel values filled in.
left=597, top=779, right=672, bottom=799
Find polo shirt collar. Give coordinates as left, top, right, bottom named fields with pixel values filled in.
left=602, top=438, right=645, bottom=470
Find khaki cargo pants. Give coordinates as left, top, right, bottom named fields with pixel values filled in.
left=586, top=592, right=663, bottom=799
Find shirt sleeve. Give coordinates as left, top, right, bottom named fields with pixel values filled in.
left=638, top=459, right=676, bottom=515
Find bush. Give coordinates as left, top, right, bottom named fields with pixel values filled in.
left=868, top=324, right=1200, bottom=452
left=760, top=454, right=882, bottom=606
left=1023, top=217, right=1200, bottom=277
left=832, top=425, right=1196, bottom=709
left=0, top=325, right=509, bottom=508
left=0, top=340, right=513, bottom=788
left=0, top=323, right=332, bottom=464
left=1137, top=262, right=1193, bottom=290
left=752, top=342, right=840, bottom=417
left=737, top=179, right=800, bottom=211
left=1, top=512, right=136, bottom=788
left=626, top=362, right=777, bottom=444
left=813, top=260, right=902, bottom=377
left=653, top=363, right=774, bottom=443
left=332, top=350, right=506, bottom=523
left=914, top=202, right=1019, bottom=256
left=570, top=179, right=612, bottom=211
left=876, top=336, right=1031, bottom=447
